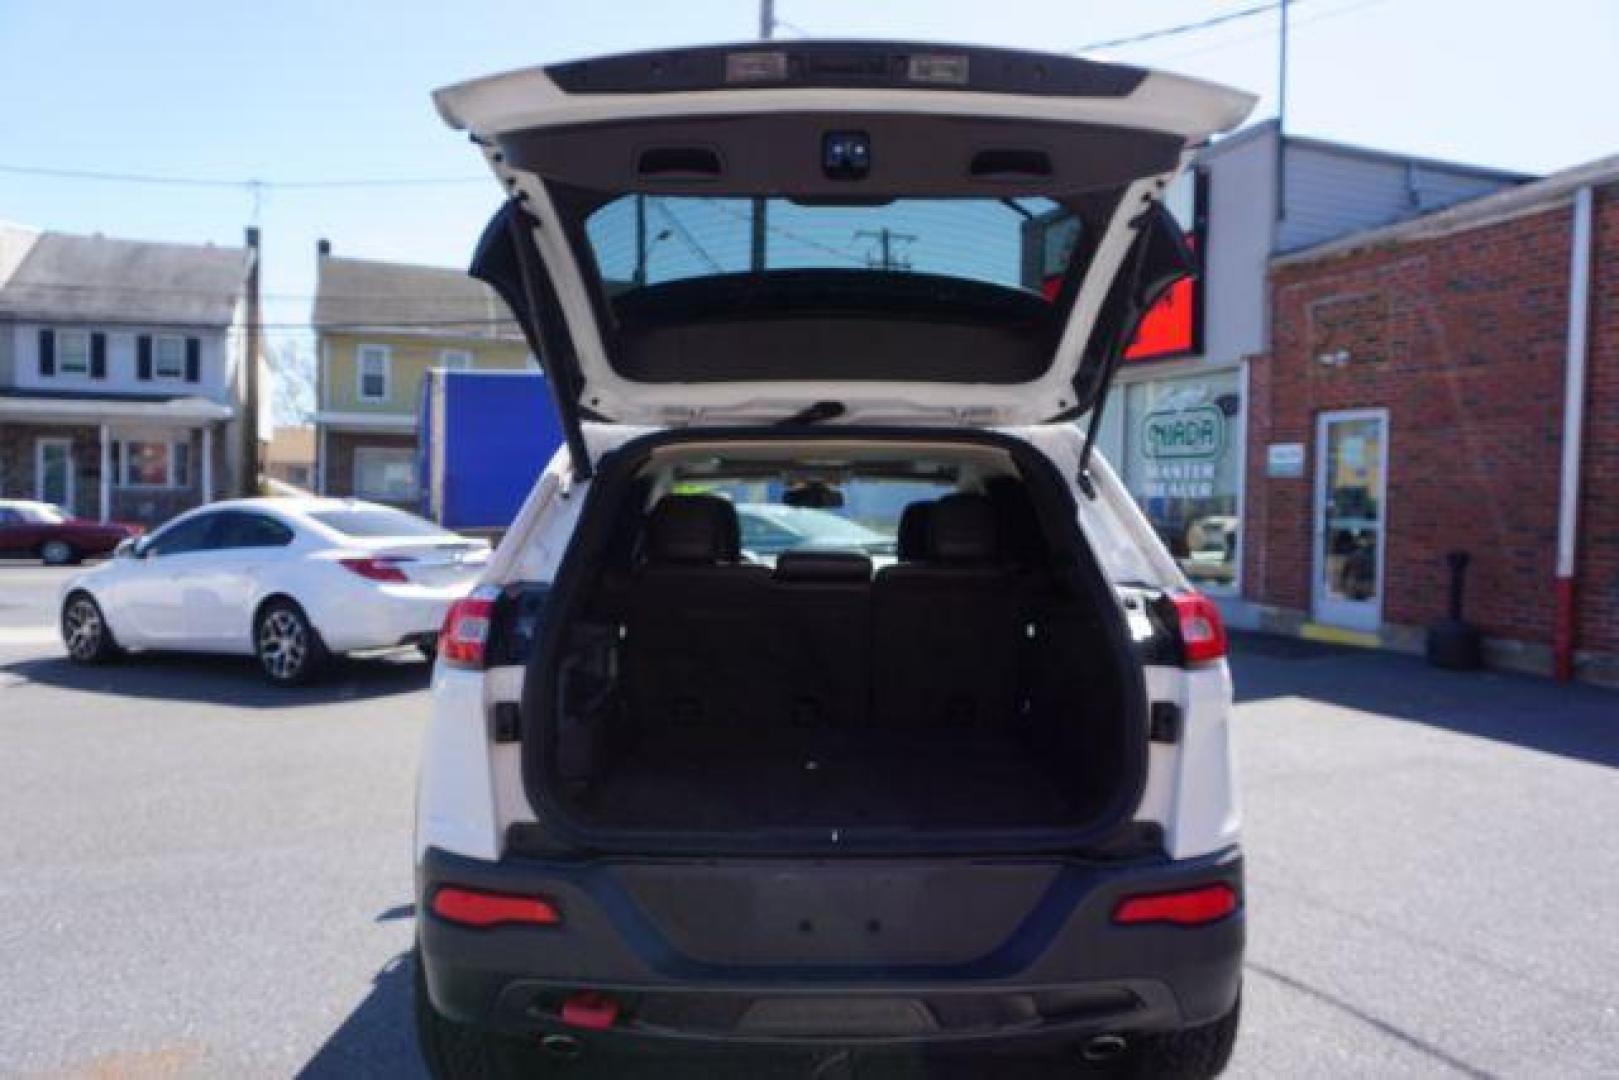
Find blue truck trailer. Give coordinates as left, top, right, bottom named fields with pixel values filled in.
left=417, top=369, right=564, bottom=536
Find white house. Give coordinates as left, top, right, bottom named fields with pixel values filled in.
left=0, top=225, right=259, bottom=525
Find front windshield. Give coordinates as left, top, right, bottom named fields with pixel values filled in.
left=585, top=195, right=1078, bottom=296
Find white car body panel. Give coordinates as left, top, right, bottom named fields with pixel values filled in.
left=62, top=497, right=487, bottom=659
left=418, top=664, right=504, bottom=862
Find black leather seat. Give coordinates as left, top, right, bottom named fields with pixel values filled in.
left=872, top=494, right=1018, bottom=730
left=895, top=500, right=936, bottom=563
left=624, top=495, right=773, bottom=733
left=771, top=552, right=874, bottom=729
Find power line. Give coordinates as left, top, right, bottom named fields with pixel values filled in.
left=1074, top=0, right=1296, bottom=53
left=0, top=162, right=486, bottom=189
left=1146, top=0, right=1388, bottom=62
left=653, top=200, right=722, bottom=273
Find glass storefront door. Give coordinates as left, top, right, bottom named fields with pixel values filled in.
left=1312, top=410, right=1388, bottom=631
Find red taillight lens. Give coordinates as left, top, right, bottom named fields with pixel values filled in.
left=1171, top=590, right=1228, bottom=665
left=440, top=591, right=497, bottom=669
left=1114, top=883, right=1239, bottom=926
left=339, top=556, right=413, bottom=583
left=430, top=886, right=561, bottom=928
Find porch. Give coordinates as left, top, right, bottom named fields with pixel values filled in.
left=0, top=393, right=233, bottom=526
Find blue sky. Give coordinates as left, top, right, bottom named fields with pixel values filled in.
left=3, top=0, right=1617, bottom=363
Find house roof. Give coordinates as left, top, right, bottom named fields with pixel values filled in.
left=0, top=231, right=253, bottom=326
left=312, top=254, right=523, bottom=342
left=1195, top=118, right=1535, bottom=184
left=1274, top=151, right=1619, bottom=269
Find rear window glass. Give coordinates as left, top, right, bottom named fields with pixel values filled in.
left=585, top=196, right=1076, bottom=297
left=308, top=508, right=455, bottom=539
left=676, top=476, right=957, bottom=564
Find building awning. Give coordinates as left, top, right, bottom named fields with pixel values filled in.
left=0, top=392, right=233, bottom=425
left=314, top=410, right=416, bottom=433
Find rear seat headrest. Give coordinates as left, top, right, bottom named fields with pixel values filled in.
left=896, top=501, right=935, bottom=562
left=773, top=551, right=873, bottom=584
left=644, top=494, right=741, bottom=563
left=929, top=493, right=1000, bottom=564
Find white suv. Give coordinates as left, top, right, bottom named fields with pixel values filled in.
left=414, top=41, right=1251, bottom=1078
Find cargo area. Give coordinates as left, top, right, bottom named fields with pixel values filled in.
left=526, top=436, right=1144, bottom=845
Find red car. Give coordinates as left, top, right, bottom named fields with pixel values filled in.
left=0, top=500, right=143, bottom=565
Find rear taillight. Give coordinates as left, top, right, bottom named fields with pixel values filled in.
left=440, top=587, right=499, bottom=669
left=430, top=886, right=561, bottom=928
left=1113, top=883, right=1239, bottom=926
left=339, top=556, right=414, bottom=583
left=1171, top=590, right=1228, bottom=665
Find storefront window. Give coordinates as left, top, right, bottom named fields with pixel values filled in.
left=1116, top=370, right=1243, bottom=590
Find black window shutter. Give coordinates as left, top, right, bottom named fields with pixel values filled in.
left=185, top=337, right=200, bottom=382
left=90, top=333, right=107, bottom=378
left=137, top=335, right=153, bottom=380
left=39, top=329, right=55, bottom=376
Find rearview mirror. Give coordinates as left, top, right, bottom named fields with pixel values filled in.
left=113, top=538, right=135, bottom=558
left=783, top=482, right=844, bottom=509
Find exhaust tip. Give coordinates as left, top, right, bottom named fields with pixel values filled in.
left=540, top=1033, right=584, bottom=1060
left=1080, top=1033, right=1128, bottom=1062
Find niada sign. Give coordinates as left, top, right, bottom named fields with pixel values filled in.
left=1142, top=404, right=1225, bottom=461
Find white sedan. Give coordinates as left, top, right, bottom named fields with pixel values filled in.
left=59, top=497, right=489, bottom=685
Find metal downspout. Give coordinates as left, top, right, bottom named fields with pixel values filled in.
left=1554, top=186, right=1595, bottom=682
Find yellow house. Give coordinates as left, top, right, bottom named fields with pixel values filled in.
left=311, top=241, right=532, bottom=504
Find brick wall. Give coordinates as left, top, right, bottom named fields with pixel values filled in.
left=1250, top=200, right=1589, bottom=666
left=0, top=423, right=101, bottom=519
left=324, top=430, right=416, bottom=505
left=1578, top=183, right=1619, bottom=663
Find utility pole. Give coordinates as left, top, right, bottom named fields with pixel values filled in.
left=241, top=226, right=263, bottom=497
left=856, top=228, right=916, bottom=271
left=1276, top=0, right=1290, bottom=222
left=750, top=0, right=775, bottom=272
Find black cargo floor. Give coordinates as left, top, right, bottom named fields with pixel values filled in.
left=573, top=727, right=1083, bottom=832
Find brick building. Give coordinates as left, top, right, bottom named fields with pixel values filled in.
left=1242, top=155, right=1619, bottom=685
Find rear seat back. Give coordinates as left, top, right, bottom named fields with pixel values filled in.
left=624, top=495, right=773, bottom=733
left=872, top=494, right=1018, bottom=730
left=771, top=552, right=874, bottom=728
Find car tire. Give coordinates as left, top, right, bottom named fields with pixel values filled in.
left=61, top=591, right=121, bottom=664
left=414, top=949, right=556, bottom=1079
left=255, top=598, right=329, bottom=686
left=1122, top=992, right=1241, bottom=1079
left=40, top=539, right=78, bottom=566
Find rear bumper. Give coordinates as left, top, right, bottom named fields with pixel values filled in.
left=417, top=845, right=1243, bottom=1051
left=305, top=576, right=465, bottom=653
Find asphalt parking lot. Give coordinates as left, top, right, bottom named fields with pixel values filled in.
left=1, top=562, right=1616, bottom=1078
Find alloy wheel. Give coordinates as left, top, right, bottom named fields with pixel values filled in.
left=42, top=541, right=72, bottom=565
left=259, top=609, right=308, bottom=681
left=63, top=598, right=103, bottom=661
